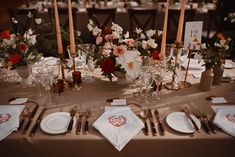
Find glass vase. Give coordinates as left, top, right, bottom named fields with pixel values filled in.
left=16, top=64, right=32, bottom=87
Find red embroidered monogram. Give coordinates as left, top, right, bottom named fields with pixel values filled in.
left=225, top=114, right=235, bottom=123
left=108, top=116, right=127, bottom=127
left=0, top=113, right=11, bottom=124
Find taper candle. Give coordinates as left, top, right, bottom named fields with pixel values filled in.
left=159, top=0, right=170, bottom=58
left=68, top=0, right=76, bottom=55
left=176, top=0, right=187, bottom=43
left=54, top=0, right=63, bottom=55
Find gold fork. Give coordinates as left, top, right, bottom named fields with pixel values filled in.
left=200, top=110, right=216, bottom=134
left=76, top=111, right=85, bottom=135
left=83, top=109, right=91, bottom=135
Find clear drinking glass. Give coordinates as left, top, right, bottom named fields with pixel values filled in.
left=140, top=66, right=153, bottom=106
left=37, top=67, right=54, bottom=107
left=150, top=61, right=166, bottom=100
left=31, top=61, right=44, bottom=98
left=44, top=58, right=61, bottom=95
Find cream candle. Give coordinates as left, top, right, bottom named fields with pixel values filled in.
left=68, top=0, right=76, bottom=56
left=54, top=0, right=63, bottom=55
left=159, top=0, right=170, bottom=59
left=176, top=0, right=187, bottom=43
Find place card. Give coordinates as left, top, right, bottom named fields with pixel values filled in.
left=111, top=99, right=127, bottom=106
left=211, top=97, right=228, bottom=104
left=184, top=21, right=203, bottom=50
left=9, top=98, right=28, bottom=105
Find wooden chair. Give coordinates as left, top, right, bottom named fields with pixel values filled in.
left=7, top=8, right=37, bottom=34
left=87, top=7, right=117, bottom=43
left=127, top=8, right=157, bottom=38
left=167, top=9, right=196, bottom=43
left=86, top=7, right=117, bottom=29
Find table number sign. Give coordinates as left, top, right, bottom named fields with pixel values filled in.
left=184, top=21, right=203, bottom=50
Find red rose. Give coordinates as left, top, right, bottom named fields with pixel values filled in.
left=8, top=54, right=21, bottom=65
left=18, top=43, right=28, bottom=52
left=151, top=50, right=160, bottom=60
left=100, top=58, right=115, bottom=74
left=0, top=30, right=10, bottom=39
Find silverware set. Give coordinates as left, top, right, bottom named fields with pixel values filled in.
left=76, top=109, right=91, bottom=135
left=194, top=109, right=217, bottom=134
left=139, top=109, right=165, bottom=136
left=20, top=104, right=39, bottom=134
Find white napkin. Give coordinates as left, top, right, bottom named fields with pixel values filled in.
left=213, top=107, right=235, bottom=137
left=182, top=58, right=204, bottom=70
left=224, top=60, right=235, bottom=69
left=93, top=107, right=144, bottom=151
left=0, top=105, right=25, bottom=141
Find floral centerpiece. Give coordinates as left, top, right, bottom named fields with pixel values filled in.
left=194, top=33, right=231, bottom=69
left=0, top=11, right=42, bottom=69
left=87, top=20, right=161, bottom=81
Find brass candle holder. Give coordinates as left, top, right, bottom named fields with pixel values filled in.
left=71, top=54, right=82, bottom=91
left=180, top=45, right=193, bottom=88
left=164, top=41, right=183, bottom=90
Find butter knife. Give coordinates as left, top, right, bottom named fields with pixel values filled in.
left=29, top=108, right=47, bottom=137
left=183, top=107, right=200, bottom=132
left=147, top=109, right=157, bottom=136
left=154, top=109, right=165, bottom=136
left=67, top=106, right=78, bottom=133
left=22, top=104, right=39, bottom=134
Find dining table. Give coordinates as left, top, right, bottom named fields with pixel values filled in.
left=0, top=65, right=235, bottom=157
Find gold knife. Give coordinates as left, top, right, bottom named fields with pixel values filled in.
left=67, top=106, right=78, bottom=133
left=147, top=109, right=157, bottom=136
left=22, top=104, right=39, bottom=134
left=183, top=107, right=200, bottom=132
left=29, top=108, right=47, bottom=137
left=154, top=109, right=165, bottom=136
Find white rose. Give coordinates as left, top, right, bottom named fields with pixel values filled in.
left=96, top=36, right=103, bottom=45
left=146, top=29, right=156, bottom=38
left=147, top=38, right=157, bottom=49
left=92, top=26, right=101, bottom=36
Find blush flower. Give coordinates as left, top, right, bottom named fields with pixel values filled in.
left=113, top=45, right=126, bottom=56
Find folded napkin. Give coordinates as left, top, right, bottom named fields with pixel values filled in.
left=224, top=60, right=235, bottom=69
left=182, top=58, right=204, bottom=70
left=93, top=107, right=144, bottom=151
left=213, top=107, right=235, bottom=137
left=0, top=105, right=25, bottom=141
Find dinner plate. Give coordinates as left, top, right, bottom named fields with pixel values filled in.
left=166, top=112, right=201, bottom=133
left=40, top=112, right=76, bottom=134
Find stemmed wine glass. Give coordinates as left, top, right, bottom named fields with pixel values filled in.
left=37, top=67, right=54, bottom=107
left=31, top=61, right=44, bottom=98
left=150, top=61, right=166, bottom=100
left=44, top=58, right=61, bottom=95
left=139, top=66, right=153, bottom=106
left=79, top=44, right=96, bottom=83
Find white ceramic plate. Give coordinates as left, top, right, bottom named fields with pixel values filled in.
left=166, top=112, right=201, bottom=133
left=40, top=112, right=76, bottom=134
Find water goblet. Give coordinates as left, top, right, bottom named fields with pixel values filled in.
left=151, top=61, right=166, bottom=100
left=44, top=58, right=61, bottom=94
left=37, top=67, right=54, bottom=107
left=139, top=66, right=153, bottom=106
